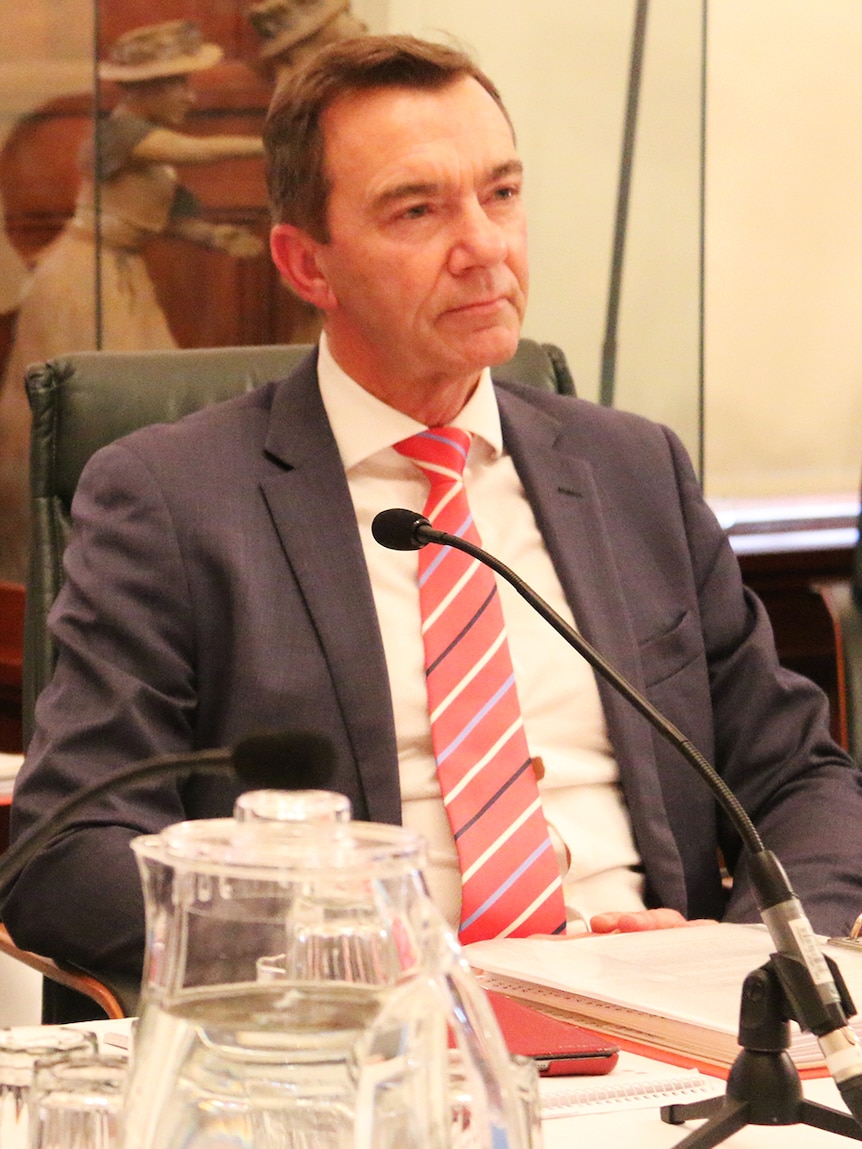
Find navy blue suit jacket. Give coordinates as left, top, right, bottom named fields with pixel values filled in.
left=7, top=350, right=862, bottom=976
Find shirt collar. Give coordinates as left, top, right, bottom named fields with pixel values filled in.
left=316, top=332, right=504, bottom=471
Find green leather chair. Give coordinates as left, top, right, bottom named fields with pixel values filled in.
left=12, top=336, right=575, bottom=1023
left=23, top=338, right=574, bottom=746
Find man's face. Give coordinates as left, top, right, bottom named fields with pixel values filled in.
left=280, top=76, right=528, bottom=403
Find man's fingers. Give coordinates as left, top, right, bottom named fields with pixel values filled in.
left=589, top=908, right=716, bottom=933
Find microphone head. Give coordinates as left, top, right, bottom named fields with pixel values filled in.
left=372, top=508, right=431, bottom=551
left=232, top=730, right=337, bottom=791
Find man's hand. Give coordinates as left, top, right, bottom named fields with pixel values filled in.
left=530, top=908, right=718, bottom=939
left=590, top=908, right=716, bottom=933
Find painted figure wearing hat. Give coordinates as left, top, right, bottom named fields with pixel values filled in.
left=248, top=0, right=368, bottom=85
left=246, top=0, right=367, bottom=345
left=0, top=20, right=266, bottom=581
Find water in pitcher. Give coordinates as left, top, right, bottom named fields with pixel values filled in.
left=123, top=977, right=452, bottom=1149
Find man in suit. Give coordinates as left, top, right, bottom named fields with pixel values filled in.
left=6, top=35, right=862, bottom=993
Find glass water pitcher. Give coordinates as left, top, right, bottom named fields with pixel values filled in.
left=121, top=812, right=526, bottom=1149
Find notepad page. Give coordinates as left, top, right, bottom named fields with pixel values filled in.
left=538, top=1054, right=717, bottom=1117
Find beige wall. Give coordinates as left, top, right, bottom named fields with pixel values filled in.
left=705, top=0, right=862, bottom=499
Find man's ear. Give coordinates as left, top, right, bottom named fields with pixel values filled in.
left=269, top=224, right=336, bottom=310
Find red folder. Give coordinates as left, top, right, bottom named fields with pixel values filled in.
left=486, top=989, right=620, bottom=1076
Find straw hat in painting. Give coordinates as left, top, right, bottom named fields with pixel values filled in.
left=99, top=21, right=224, bottom=83
left=248, top=0, right=365, bottom=61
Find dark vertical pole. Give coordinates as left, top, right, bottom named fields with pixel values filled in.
left=600, top=0, right=649, bottom=408
left=697, top=0, right=708, bottom=485
left=92, top=0, right=103, bottom=349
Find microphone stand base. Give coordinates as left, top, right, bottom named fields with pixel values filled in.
left=662, top=1057, right=862, bottom=1147
left=661, top=961, right=862, bottom=1146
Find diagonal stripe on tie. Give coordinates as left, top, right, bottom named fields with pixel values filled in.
left=460, top=790, right=542, bottom=874
left=426, top=587, right=496, bottom=675
left=430, top=629, right=508, bottom=724
left=451, top=754, right=533, bottom=837
left=461, top=840, right=561, bottom=933
left=395, top=426, right=566, bottom=943
left=443, top=719, right=524, bottom=806
left=436, top=671, right=517, bottom=763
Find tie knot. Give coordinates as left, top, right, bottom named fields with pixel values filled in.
left=394, top=428, right=472, bottom=485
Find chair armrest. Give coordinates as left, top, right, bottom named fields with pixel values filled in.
left=812, top=579, right=862, bottom=763
left=0, top=923, right=128, bottom=1019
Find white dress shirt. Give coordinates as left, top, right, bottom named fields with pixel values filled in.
left=316, top=334, right=646, bottom=931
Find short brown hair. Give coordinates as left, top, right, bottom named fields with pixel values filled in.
left=264, top=34, right=512, bottom=241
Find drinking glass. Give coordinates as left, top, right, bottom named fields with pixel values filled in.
left=0, top=1027, right=97, bottom=1149
left=29, top=1052, right=127, bottom=1149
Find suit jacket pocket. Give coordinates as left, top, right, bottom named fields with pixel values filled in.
left=638, top=609, right=704, bottom=688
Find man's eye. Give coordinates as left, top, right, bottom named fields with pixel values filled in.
left=402, top=204, right=429, bottom=219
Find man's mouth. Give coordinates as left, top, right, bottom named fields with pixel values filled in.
left=447, top=295, right=509, bottom=316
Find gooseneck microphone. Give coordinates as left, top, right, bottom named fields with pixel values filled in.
left=0, top=729, right=337, bottom=906
left=372, top=509, right=759, bottom=850
left=372, top=506, right=862, bottom=1128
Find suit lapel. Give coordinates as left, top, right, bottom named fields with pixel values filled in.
left=496, top=385, right=687, bottom=910
left=258, top=356, right=400, bottom=824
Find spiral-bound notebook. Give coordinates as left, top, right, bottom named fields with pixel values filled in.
left=467, top=922, right=862, bottom=1073
left=538, top=1058, right=717, bottom=1118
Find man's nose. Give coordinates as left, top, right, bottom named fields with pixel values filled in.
left=448, top=201, right=507, bottom=273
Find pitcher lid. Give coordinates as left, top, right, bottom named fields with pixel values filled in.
left=131, top=817, right=426, bottom=880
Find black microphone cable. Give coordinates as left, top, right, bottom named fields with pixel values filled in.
left=0, top=729, right=336, bottom=906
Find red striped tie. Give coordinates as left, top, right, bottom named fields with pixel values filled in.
left=395, top=428, right=566, bottom=943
